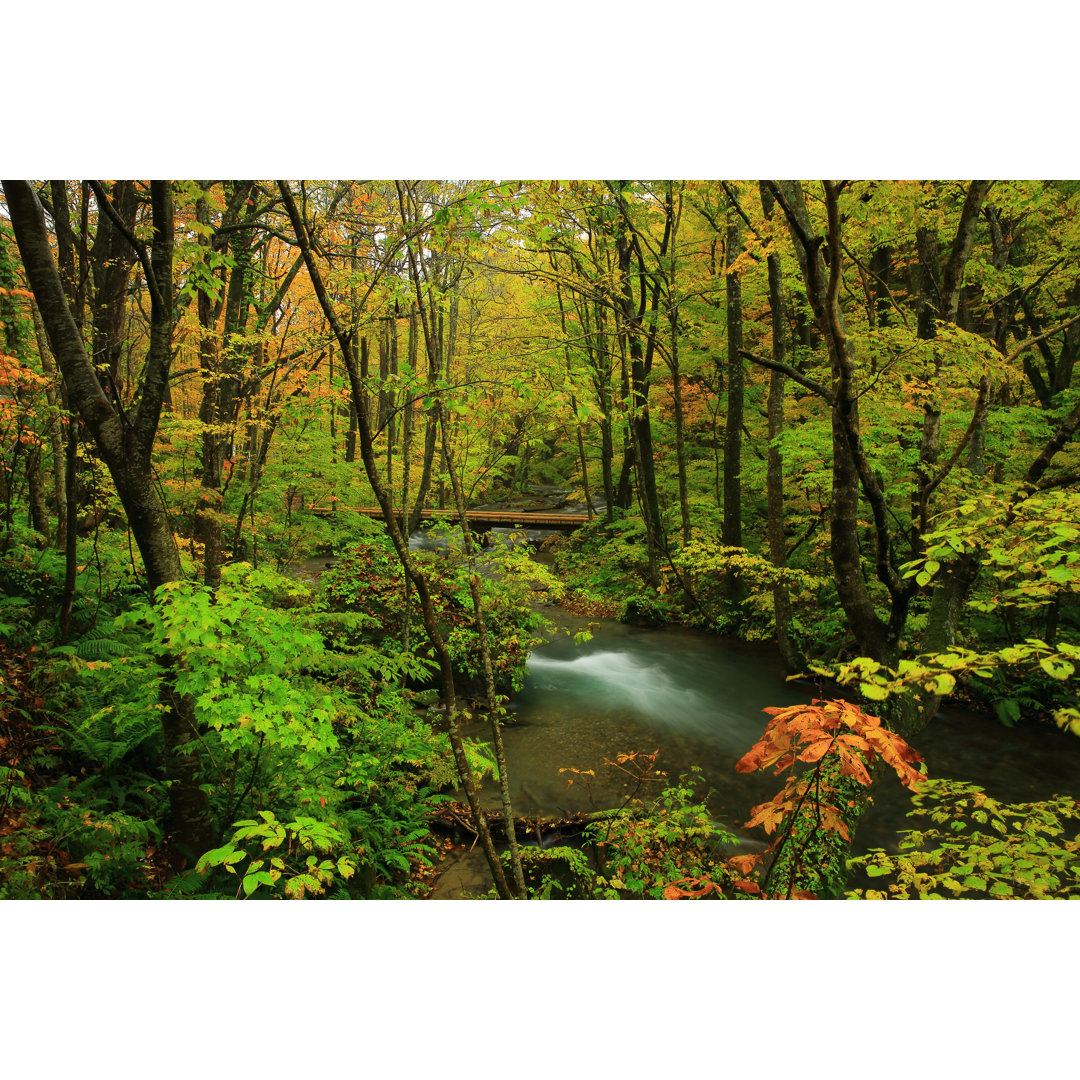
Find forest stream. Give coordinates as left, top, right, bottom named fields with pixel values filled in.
left=292, top=531, right=1080, bottom=898
left=424, top=608, right=1080, bottom=895
left=479, top=609, right=1080, bottom=838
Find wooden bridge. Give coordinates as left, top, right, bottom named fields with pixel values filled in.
left=306, top=504, right=592, bottom=532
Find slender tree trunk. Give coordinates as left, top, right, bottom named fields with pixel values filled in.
left=386, top=313, right=398, bottom=490
left=662, top=183, right=691, bottom=546
left=578, top=298, right=616, bottom=523
left=770, top=179, right=889, bottom=660
left=870, top=243, right=892, bottom=330
left=346, top=401, right=358, bottom=463
left=59, top=417, right=78, bottom=642
left=760, top=183, right=803, bottom=673
left=554, top=280, right=593, bottom=516
left=723, top=211, right=744, bottom=549
left=26, top=447, right=49, bottom=540
left=438, top=409, right=527, bottom=897
left=668, top=328, right=692, bottom=546
left=329, top=341, right=336, bottom=451
left=88, top=181, right=138, bottom=404
left=288, top=181, right=514, bottom=898
left=400, top=307, right=416, bottom=534
left=29, top=300, right=68, bottom=548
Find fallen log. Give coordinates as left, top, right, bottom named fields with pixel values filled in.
left=429, top=802, right=631, bottom=845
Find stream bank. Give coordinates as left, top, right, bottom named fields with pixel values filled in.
left=288, top=509, right=1080, bottom=900
left=432, top=602, right=1080, bottom=897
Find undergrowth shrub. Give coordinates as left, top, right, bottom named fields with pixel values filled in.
left=847, top=779, right=1080, bottom=899
left=324, top=523, right=559, bottom=694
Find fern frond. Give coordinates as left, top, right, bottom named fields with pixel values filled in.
left=67, top=706, right=161, bottom=770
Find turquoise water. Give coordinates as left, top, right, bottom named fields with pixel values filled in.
left=464, top=612, right=1080, bottom=854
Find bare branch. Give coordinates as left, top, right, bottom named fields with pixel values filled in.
left=87, top=180, right=164, bottom=315
left=1004, top=312, right=1080, bottom=366
left=740, top=350, right=835, bottom=404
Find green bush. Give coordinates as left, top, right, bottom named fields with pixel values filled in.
left=847, top=779, right=1080, bottom=899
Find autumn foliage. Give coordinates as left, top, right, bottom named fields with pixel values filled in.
left=665, top=699, right=925, bottom=899
left=739, top=699, right=924, bottom=833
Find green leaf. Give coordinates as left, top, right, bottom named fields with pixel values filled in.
left=1039, top=656, right=1075, bottom=680
left=929, top=673, right=956, bottom=695
left=860, top=682, right=890, bottom=701
left=283, top=873, right=322, bottom=899
left=993, top=699, right=1021, bottom=728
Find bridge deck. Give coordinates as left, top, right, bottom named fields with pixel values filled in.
left=307, top=505, right=591, bottom=529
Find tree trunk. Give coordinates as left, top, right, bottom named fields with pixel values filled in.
left=723, top=210, right=744, bottom=549
left=554, top=280, right=593, bottom=517
left=3, top=179, right=216, bottom=864
left=88, top=181, right=138, bottom=404
left=25, top=447, right=49, bottom=540
left=287, top=180, right=515, bottom=898
left=759, top=183, right=803, bottom=673
left=438, top=409, right=527, bottom=898
left=612, top=191, right=663, bottom=576
left=769, top=179, right=889, bottom=660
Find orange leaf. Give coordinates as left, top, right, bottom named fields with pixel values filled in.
left=798, top=738, right=834, bottom=764
left=733, top=879, right=761, bottom=894
left=727, top=853, right=761, bottom=875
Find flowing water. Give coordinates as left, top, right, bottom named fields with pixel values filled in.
left=461, top=607, right=1080, bottom=856
left=290, top=530, right=1080, bottom=866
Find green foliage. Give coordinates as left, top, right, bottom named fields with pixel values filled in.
left=670, top=538, right=829, bottom=637
left=587, top=771, right=737, bottom=899
left=53, top=560, right=464, bottom=897
left=847, top=780, right=1080, bottom=899
left=551, top=515, right=675, bottom=623
left=130, top=563, right=341, bottom=768
left=821, top=638, right=1079, bottom=720
left=324, top=525, right=558, bottom=694
left=510, top=844, right=595, bottom=899
left=1, top=774, right=167, bottom=899
left=443, top=534, right=563, bottom=693
left=195, top=812, right=359, bottom=899
left=905, top=488, right=1080, bottom=611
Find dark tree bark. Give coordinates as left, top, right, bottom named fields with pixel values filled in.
left=46, top=181, right=85, bottom=629
left=25, top=446, right=49, bottom=540
left=574, top=296, right=615, bottom=523
left=870, top=243, right=892, bottom=329
left=554, top=278, right=594, bottom=518
left=87, top=181, right=139, bottom=403
left=914, top=181, right=992, bottom=533
left=759, top=183, right=804, bottom=674
left=723, top=209, right=744, bottom=550
left=3, top=179, right=216, bottom=864
left=193, top=181, right=256, bottom=587
left=611, top=182, right=664, bottom=574
left=768, top=180, right=891, bottom=660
